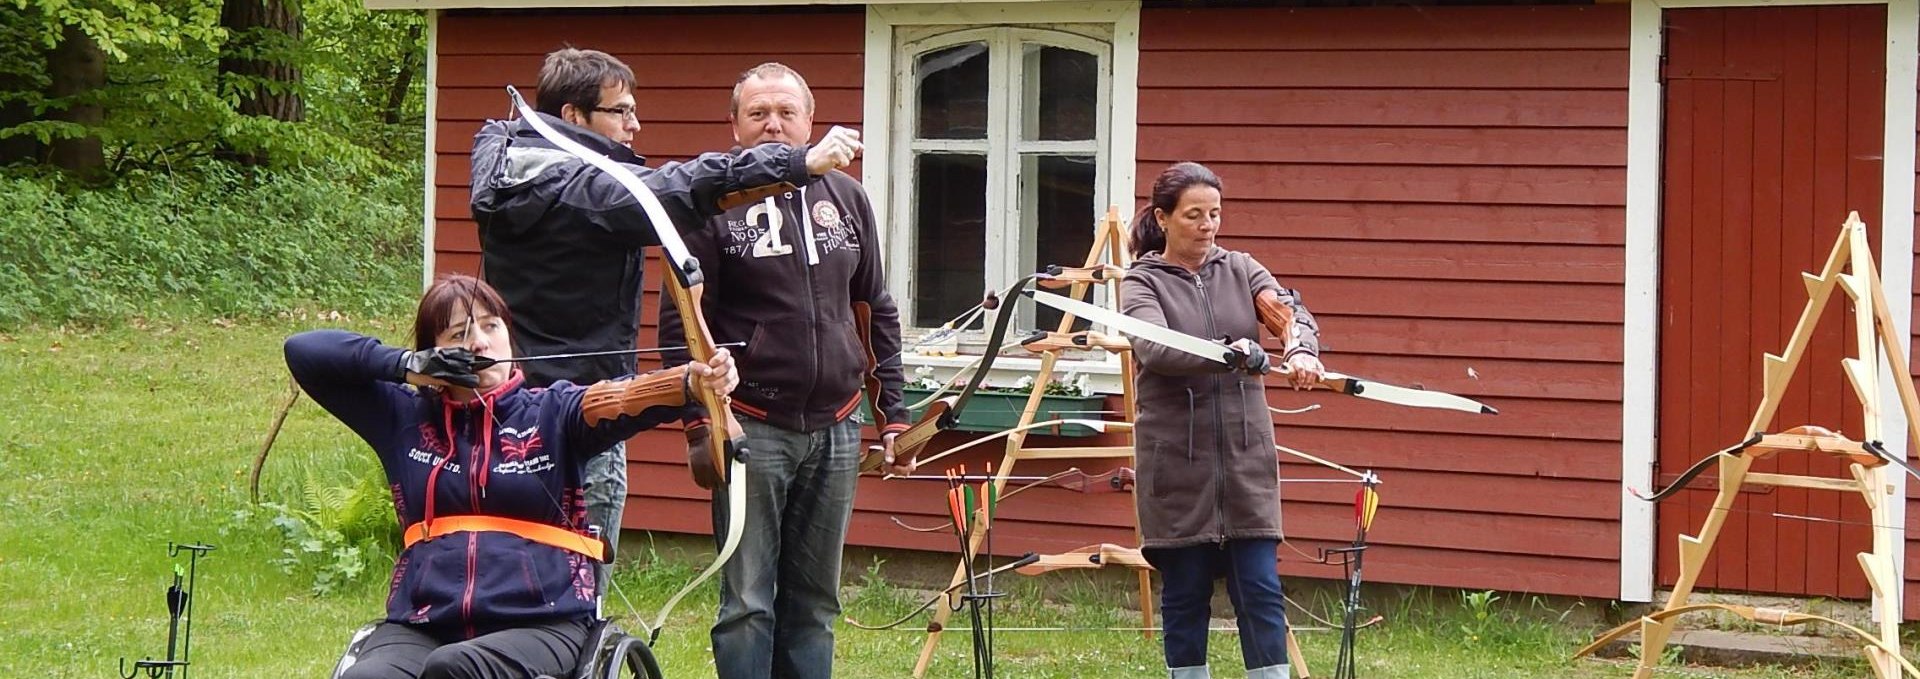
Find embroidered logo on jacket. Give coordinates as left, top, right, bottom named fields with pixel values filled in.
left=811, top=200, right=861, bottom=254
left=493, top=427, right=553, bottom=474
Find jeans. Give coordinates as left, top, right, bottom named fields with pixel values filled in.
left=710, top=416, right=862, bottom=679
left=1143, top=539, right=1290, bottom=676
left=582, top=441, right=628, bottom=564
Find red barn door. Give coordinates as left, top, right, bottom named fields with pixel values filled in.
left=1656, top=4, right=1885, bottom=598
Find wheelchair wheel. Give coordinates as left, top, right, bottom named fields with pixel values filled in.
left=602, top=634, right=664, bottom=679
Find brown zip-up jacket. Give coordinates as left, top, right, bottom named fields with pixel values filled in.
left=1120, top=247, right=1320, bottom=549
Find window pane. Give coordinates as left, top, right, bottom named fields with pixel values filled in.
left=1021, top=44, right=1098, bottom=142
left=1025, top=154, right=1097, bottom=331
left=914, top=153, right=988, bottom=327
left=917, top=43, right=989, bottom=140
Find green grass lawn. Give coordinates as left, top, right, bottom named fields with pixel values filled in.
left=0, top=317, right=1895, bottom=678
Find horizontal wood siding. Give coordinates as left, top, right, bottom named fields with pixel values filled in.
left=1139, top=5, right=1629, bottom=598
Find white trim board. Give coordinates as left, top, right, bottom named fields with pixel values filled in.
left=368, top=0, right=1059, bottom=9
left=1622, top=0, right=1915, bottom=612
left=1878, top=0, right=1916, bottom=610
left=421, top=8, right=440, bottom=291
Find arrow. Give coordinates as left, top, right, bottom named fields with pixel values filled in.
left=469, top=342, right=745, bottom=370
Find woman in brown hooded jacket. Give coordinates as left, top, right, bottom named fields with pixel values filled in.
left=1120, top=162, right=1322, bottom=679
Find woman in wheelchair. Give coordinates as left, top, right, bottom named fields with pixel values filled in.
left=286, top=273, right=736, bottom=679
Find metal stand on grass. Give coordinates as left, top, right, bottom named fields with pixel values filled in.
left=119, top=542, right=214, bottom=679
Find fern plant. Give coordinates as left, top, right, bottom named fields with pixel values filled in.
left=259, top=470, right=399, bottom=595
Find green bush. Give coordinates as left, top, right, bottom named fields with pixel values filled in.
left=0, top=166, right=421, bottom=327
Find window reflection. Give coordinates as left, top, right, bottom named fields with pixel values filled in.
left=1025, top=154, right=1097, bottom=331
left=1022, top=44, right=1097, bottom=142
left=912, top=153, right=988, bottom=327
left=917, top=43, right=989, bottom=140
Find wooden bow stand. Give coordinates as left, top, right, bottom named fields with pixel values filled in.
left=911, top=207, right=1315, bottom=678
left=1577, top=213, right=1918, bottom=678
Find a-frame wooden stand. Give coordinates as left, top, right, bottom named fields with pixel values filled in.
left=1576, top=213, right=1918, bottom=678
left=910, top=208, right=1315, bottom=678
left=908, top=206, right=1145, bottom=677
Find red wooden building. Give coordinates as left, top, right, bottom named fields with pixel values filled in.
left=373, top=0, right=1920, bottom=617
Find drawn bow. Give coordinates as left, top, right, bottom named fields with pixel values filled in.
left=1023, top=289, right=1498, bottom=415
left=506, top=86, right=750, bottom=642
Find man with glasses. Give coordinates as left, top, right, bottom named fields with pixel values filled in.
left=468, top=48, right=861, bottom=575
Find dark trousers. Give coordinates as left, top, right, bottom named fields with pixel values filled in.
left=338, top=618, right=591, bottom=679
left=1143, top=539, right=1290, bottom=671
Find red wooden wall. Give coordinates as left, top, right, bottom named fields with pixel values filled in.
left=431, top=3, right=1920, bottom=607
left=1137, top=5, right=1630, bottom=598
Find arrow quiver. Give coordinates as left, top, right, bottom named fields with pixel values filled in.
left=119, top=542, right=214, bottom=679
left=1573, top=213, right=1920, bottom=679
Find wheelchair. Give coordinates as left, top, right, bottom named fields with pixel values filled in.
left=329, top=525, right=663, bottom=679
left=328, top=615, right=664, bottom=679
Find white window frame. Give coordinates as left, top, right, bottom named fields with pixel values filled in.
left=863, top=1, right=1141, bottom=394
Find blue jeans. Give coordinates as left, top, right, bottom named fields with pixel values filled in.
left=1143, top=540, right=1290, bottom=674
left=583, top=441, right=627, bottom=564
left=710, top=416, right=861, bottom=679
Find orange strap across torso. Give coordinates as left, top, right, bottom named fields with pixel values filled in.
left=403, top=515, right=606, bottom=562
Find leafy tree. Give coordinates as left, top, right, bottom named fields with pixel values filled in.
left=0, top=0, right=425, bottom=176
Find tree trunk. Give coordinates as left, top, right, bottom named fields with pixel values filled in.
left=382, top=23, right=423, bottom=125
left=45, top=23, right=104, bottom=177
left=219, top=0, right=303, bottom=164
left=0, top=69, right=41, bottom=166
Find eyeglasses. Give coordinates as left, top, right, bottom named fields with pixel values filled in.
left=591, top=105, right=639, bottom=121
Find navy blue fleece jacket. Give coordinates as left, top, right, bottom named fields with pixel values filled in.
left=285, top=330, right=686, bottom=639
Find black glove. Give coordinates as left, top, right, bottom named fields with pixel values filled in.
left=399, top=347, right=480, bottom=387
left=1229, top=341, right=1271, bottom=376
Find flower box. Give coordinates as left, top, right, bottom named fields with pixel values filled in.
left=859, top=386, right=1109, bottom=437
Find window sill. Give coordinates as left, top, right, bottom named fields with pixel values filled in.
left=901, top=351, right=1127, bottom=395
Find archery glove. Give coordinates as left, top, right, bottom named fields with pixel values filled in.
left=1230, top=342, right=1271, bottom=376
left=399, top=347, right=481, bottom=387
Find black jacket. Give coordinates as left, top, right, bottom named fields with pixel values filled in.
left=657, top=170, right=910, bottom=434
left=469, top=112, right=811, bottom=386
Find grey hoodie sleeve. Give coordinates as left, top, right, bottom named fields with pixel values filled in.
left=1120, top=276, right=1232, bottom=377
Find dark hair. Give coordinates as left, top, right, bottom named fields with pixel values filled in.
left=1129, top=161, right=1223, bottom=258
left=412, top=273, right=512, bottom=351
left=730, top=61, right=814, bottom=116
left=535, top=48, right=637, bottom=118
